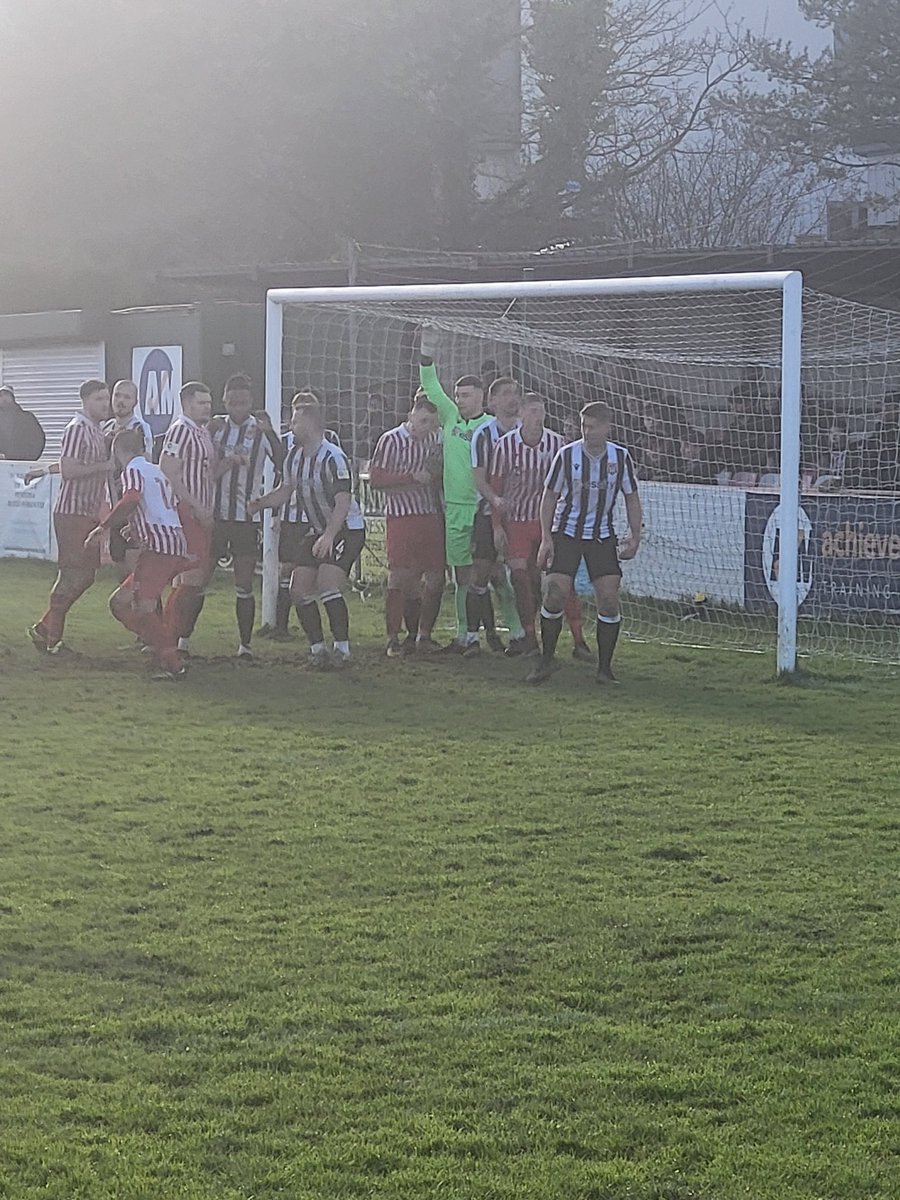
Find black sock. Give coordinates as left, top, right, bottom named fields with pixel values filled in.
left=236, top=593, right=255, bottom=646
left=296, top=600, right=324, bottom=647
left=540, top=608, right=564, bottom=661
left=404, top=597, right=422, bottom=639
left=323, top=595, right=350, bottom=643
left=596, top=616, right=621, bottom=673
left=466, top=587, right=485, bottom=635
left=276, top=584, right=292, bottom=632
left=482, top=588, right=496, bottom=632
left=184, top=593, right=205, bottom=638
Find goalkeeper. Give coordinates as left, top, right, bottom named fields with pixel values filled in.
left=418, top=328, right=508, bottom=651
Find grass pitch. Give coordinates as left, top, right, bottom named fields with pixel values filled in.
left=0, top=560, right=898, bottom=1200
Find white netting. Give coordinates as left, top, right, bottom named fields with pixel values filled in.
left=277, top=284, right=900, bottom=665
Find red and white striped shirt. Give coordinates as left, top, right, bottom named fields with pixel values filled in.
left=119, top=457, right=187, bottom=557
left=369, top=425, right=443, bottom=518
left=489, top=426, right=566, bottom=523
left=161, top=415, right=213, bottom=513
left=56, top=412, right=108, bottom=518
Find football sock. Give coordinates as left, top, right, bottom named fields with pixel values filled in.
left=296, top=598, right=324, bottom=648
left=385, top=589, right=405, bottom=638
left=183, top=591, right=206, bottom=638
left=510, top=568, right=536, bottom=637
left=540, top=607, right=564, bottom=661
left=164, top=585, right=202, bottom=642
left=403, top=596, right=422, bottom=640
left=467, top=586, right=488, bottom=635
left=597, top=614, right=622, bottom=673
left=493, top=572, right=524, bottom=639
left=322, top=592, right=350, bottom=643
left=454, top=582, right=469, bottom=641
left=275, top=582, right=292, bottom=632
left=236, top=591, right=255, bottom=647
left=419, top=586, right=443, bottom=639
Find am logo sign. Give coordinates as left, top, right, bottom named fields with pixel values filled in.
left=132, top=346, right=184, bottom=437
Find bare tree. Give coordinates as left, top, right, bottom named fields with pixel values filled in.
left=485, top=0, right=753, bottom=248
left=612, top=114, right=841, bottom=248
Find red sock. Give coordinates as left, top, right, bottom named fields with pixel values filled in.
left=164, top=585, right=199, bottom=641
left=38, top=593, right=74, bottom=645
left=138, top=610, right=180, bottom=671
left=565, top=593, right=584, bottom=642
left=385, top=589, right=405, bottom=638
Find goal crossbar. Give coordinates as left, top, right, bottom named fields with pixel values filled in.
left=263, top=271, right=804, bottom=673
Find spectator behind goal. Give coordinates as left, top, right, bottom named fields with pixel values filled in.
left=0, top=385, right=46, bottom=460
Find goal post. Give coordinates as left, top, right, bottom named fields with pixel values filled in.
left=263, top=271, right=808, bottom=672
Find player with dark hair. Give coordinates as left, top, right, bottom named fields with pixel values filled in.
left=84, top=428, right=187, bottom=680
left=417, top=330, right=492, bottom=651
left=159, top=382, right=215, bottom=656
left=250, top=398, right=365, bottom=668
left=29, top=379, right=112, bottom=653
left=467, top=376, right=527, bottom=654
left=368, top=392, right=444, bottom=656
left=208, top=374, right=283, bottom=660
left=528, top=401, right=642, bottom=686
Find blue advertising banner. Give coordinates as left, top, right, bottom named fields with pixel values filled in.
left=745, top=494, right=900, bottom=619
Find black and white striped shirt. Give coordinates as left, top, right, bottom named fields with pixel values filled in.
left=545, top=439, right=638, bottom=541
left=285, top=438, right=364, bottom=535
left=280, top=428, right=342, bottom=523
left=211, top=416, right=275, bottom=523
left=471, top=416, right=520, bottom=515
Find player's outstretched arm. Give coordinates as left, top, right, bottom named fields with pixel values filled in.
left=247, top=483, right=293, bottom=515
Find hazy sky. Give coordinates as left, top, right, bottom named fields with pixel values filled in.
left=703, top=1, right=833, bottom=52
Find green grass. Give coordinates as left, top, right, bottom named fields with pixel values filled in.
left=1, top=560, right=899, bottom=1200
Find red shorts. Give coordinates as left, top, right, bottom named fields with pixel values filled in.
left=128, top=550, right=187, bottom=604
left=54, top=513, right=101, bottom=571
left=386, top=514, right=446, bottom=574
left=179, top=506, right=212, bottom=571
left=506, top=520, right=542, bottom=564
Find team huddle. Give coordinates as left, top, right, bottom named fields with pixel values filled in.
left=25, top=343, right=643, bottom=686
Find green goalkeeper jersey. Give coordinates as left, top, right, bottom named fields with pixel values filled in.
left=419, top=362, right=490, bottom=508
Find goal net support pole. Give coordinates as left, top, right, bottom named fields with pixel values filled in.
left=263, top=271, right=804, bottom=673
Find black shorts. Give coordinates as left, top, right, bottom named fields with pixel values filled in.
left=109, top=525, right=138, bottom=564
left=278, top=520, right=309, bottom=566
left=296, top=526, right=366, bottom=574
left=549, top=532, right=621, bottom=581
left=472, top=511, right=497, bottom=563
left=212, top=519, right=260, bottom=561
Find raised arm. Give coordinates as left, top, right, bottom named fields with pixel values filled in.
left=418, top=329, right=458, bottom=426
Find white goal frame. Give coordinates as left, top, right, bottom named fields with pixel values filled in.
left=263, top=271, right=804, bottom=674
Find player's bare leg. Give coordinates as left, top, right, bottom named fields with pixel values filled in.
left=527, top=572, right=571, bottom=684
left=32, top=566, right=96, bottom=653
left=593, top=574, right=623, bottom=684
left=507, top=554, right=540, bottom=655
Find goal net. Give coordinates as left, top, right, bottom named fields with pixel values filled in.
left=265, top=275, right=900, bottom=669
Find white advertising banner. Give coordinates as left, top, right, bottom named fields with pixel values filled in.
left=132, top=345, right=183, bottom=437
left=0, top=462, right=59, bottom=559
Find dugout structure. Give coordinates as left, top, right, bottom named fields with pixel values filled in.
left=263, top=273, right=900, bottom=673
